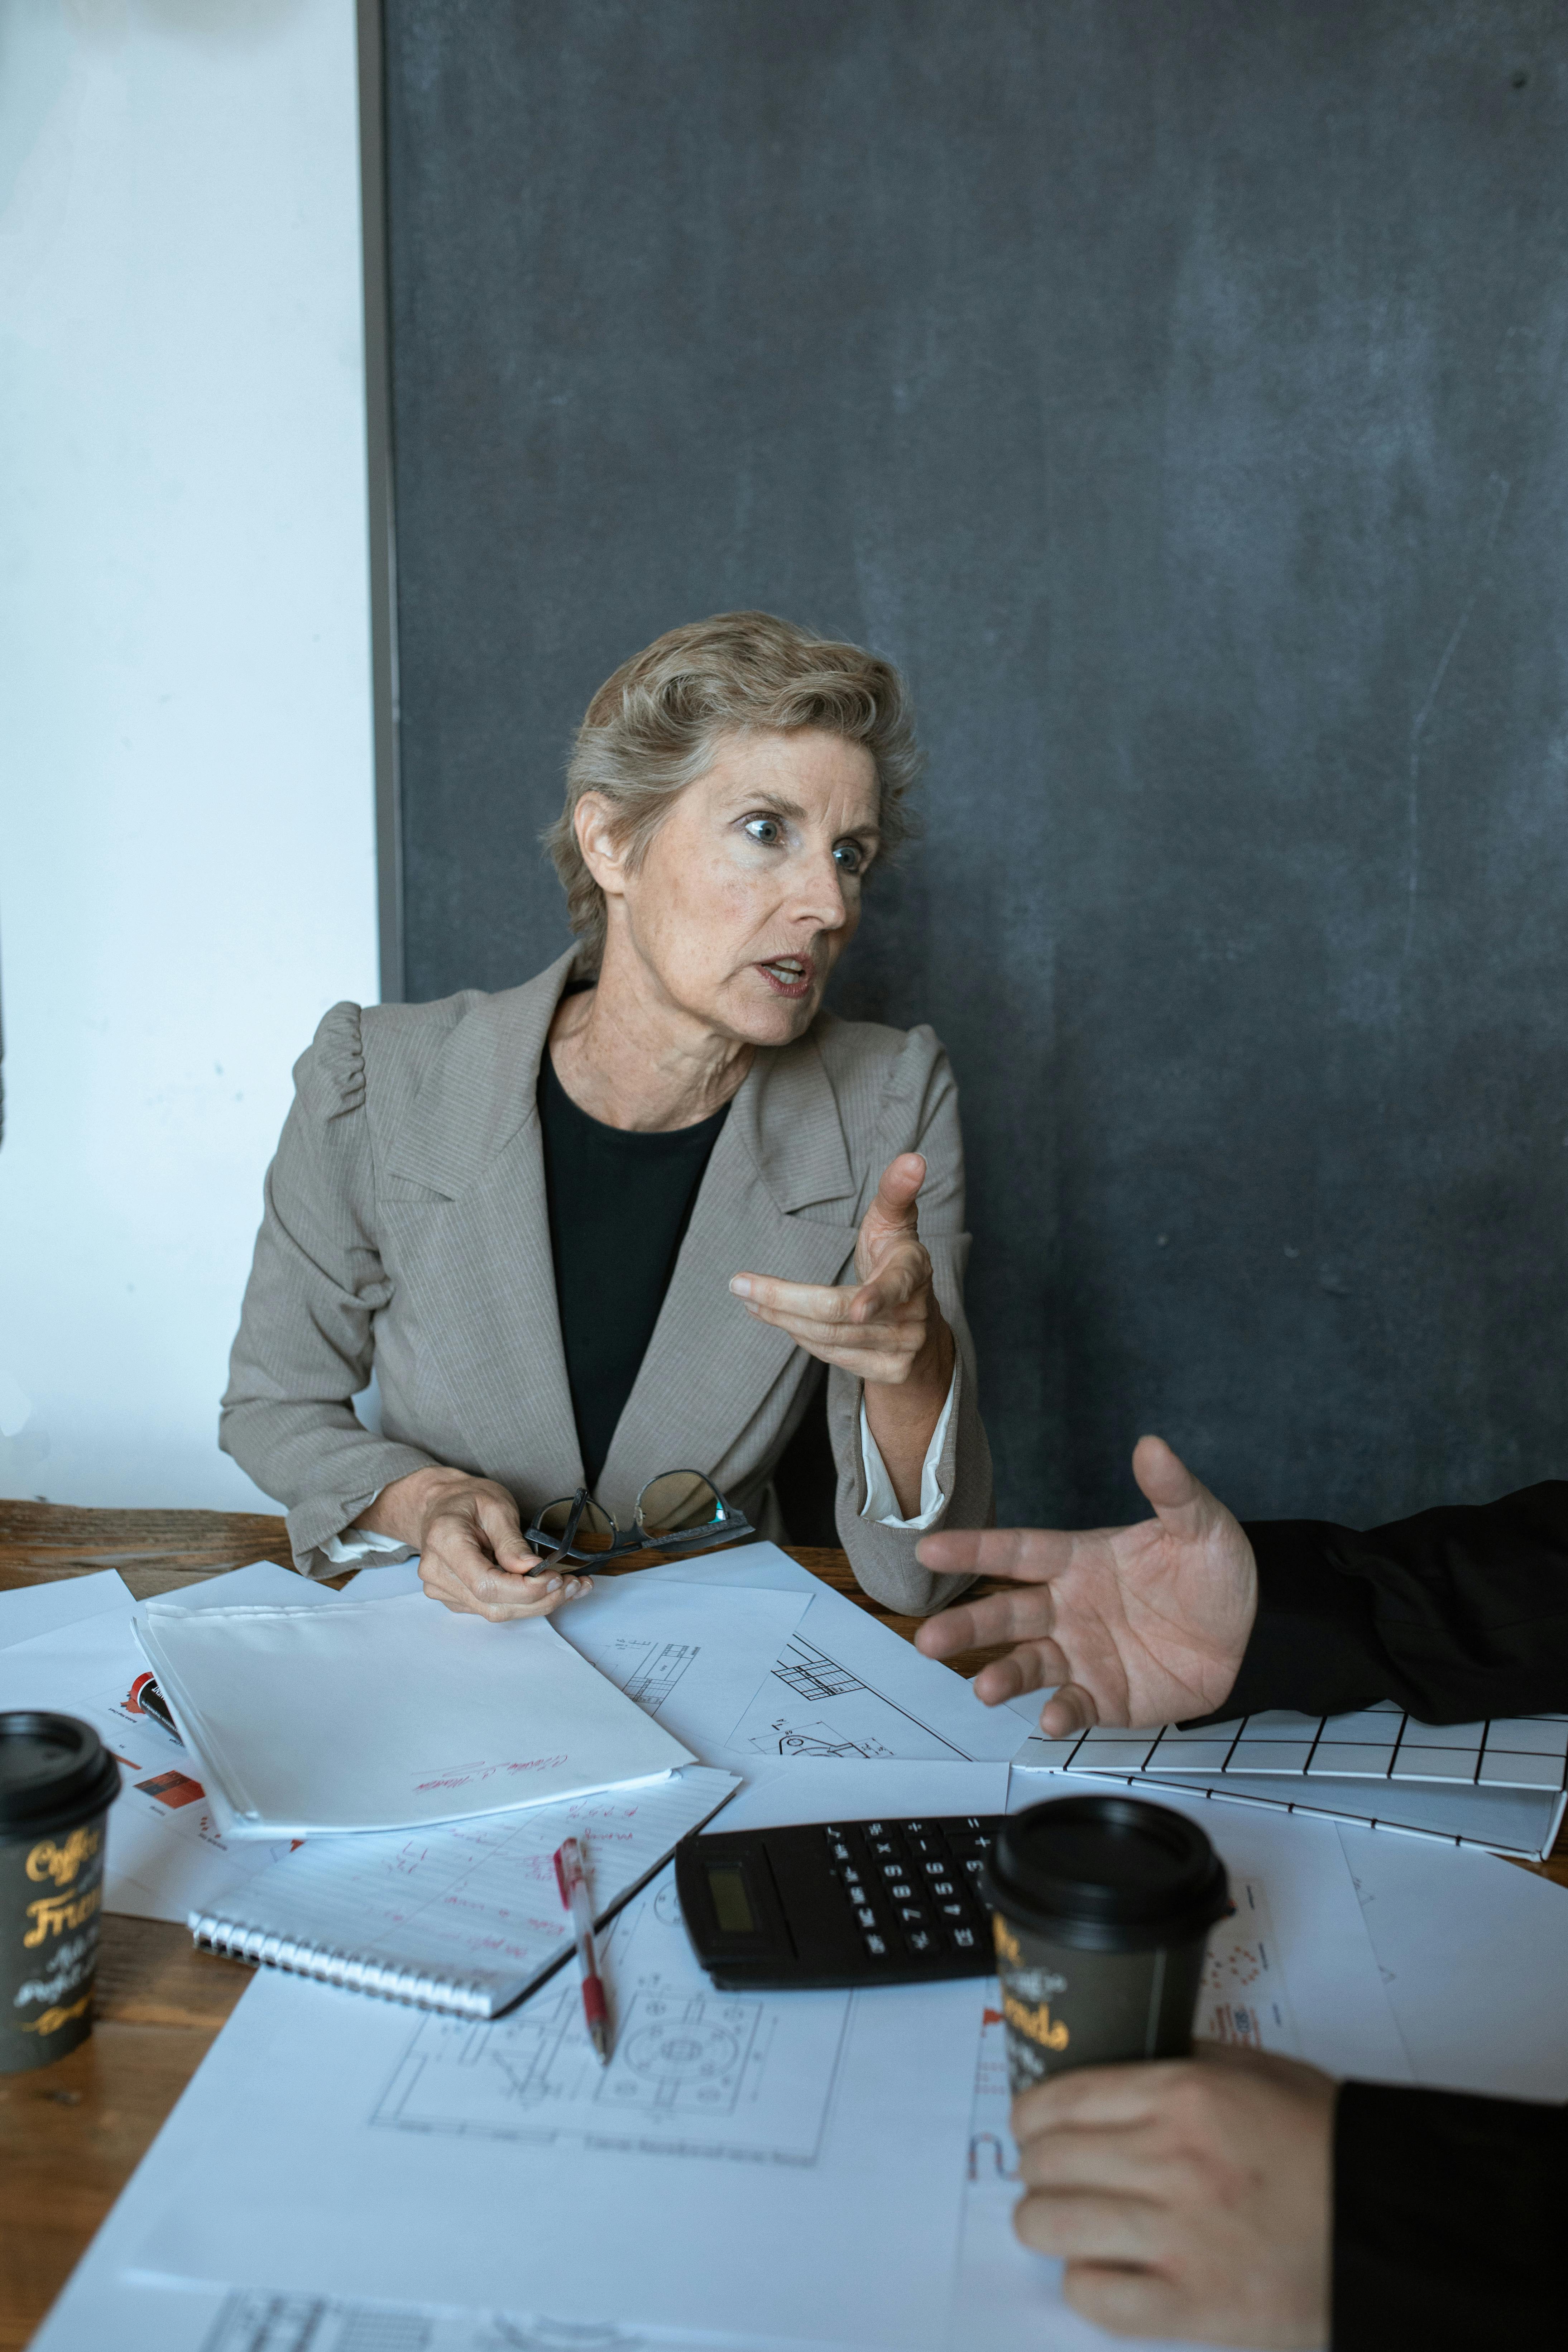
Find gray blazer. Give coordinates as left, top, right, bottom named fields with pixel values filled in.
left=220, top=950, right=990, bottom=1612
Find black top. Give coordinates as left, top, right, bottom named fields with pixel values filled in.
left=537, top=1050, right=729, bottom=1490
left=1192, top=1482, right=1568, bottom=2346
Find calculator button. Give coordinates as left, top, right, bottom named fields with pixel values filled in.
left=855, top=1906, right=877, bottom=1930
left=929, top=1878, right=957, bottom=1897
left=949, top=1926, right=978, bottom=1950
left=938, top=1901, right=967, bottom=1920
left=897, top=1904, right=927, bottom=1925
left=906, top=1930, right=935, bottom=1954
left=864, top=1934, right=888, bottom=1957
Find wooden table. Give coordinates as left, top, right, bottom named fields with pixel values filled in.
left=2, top=1498, right=1564, bottom=2347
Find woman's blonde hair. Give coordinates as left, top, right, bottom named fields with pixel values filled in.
left=544, top=610, right=921, bottom=966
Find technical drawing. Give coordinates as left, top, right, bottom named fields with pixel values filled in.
left=601, top=1637, right=698, bottom=1721
left=747, top=1716, right=897, bottom=1761
left=771, top=1645, right=865, bottom=1704
left=371, top=1877, right=852, bottom=2164
left=963, top=2005, right=1017, bottom=2195
left=202, top=2289, right=434, bottom=2351
left=726, top=1631, right=971, bottom=1763
left=199, top=2289, right=663, bottom=2352
left=1196, top=1879, right=1299, bottom=2053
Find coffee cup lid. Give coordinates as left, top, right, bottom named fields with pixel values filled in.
left=984, top=1793, right=1229, bottom=1951
left=0, top=1713, right=122, bottom=1835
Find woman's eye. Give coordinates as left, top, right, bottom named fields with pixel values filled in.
left=742, top=817, right=781, bottom=847
left=833, top=842, right=865, bottom=876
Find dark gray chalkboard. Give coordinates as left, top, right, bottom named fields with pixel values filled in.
left=382, top=0, right=1568, bottom=1531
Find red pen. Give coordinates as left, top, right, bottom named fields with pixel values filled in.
left=553, top=1836, right=610, bottom=2065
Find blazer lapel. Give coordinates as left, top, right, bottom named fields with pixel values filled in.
left=599, top=1031, right=860, bottom=1518
left=384, top=951, right=584, bottom=1497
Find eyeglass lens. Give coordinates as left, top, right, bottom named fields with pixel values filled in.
left=537, top=1495, right=618, bottom=1549
left=637, top=1471, right=724, bottom=1543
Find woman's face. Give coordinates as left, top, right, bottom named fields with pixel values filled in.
left=586, top=728, right=882, bottom=1047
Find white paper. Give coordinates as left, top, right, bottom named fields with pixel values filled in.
left=33, top=2272, right=762, bottom=2352
left=1018, top=1701, right=1568, bottom=1796
left=1012, top=1736, right=1568, bottom=1859
left=555, top=1575, right=811, bottom=1764
left=653, top=1545, right=1025, bottom=1766
left=190, top=1766, right=741, bottom=2016
left=947, top=1781, right=1412, bottom=2352
left=119, top=1882, right=983, bottom=2352
left=136, top=1590, right=696, bottom=1839
left=1337, top=1822, right=1568, bottom=2100
left=0, top=1566, right=344, bottom=1924
left=718, top=1758, right=1009, bottom=1832
left=0, top=1568, right=130, bottom=1650
left=39, top=1750, right=1409, bottom=2352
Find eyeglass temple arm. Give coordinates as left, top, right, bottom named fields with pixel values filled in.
left=530, top=1488, right=590, bottom=1573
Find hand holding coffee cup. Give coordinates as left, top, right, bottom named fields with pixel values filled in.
left=980, top=1794, right=1230, bottom=2092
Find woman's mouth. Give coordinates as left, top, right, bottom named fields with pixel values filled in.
left=755, top=956, right=815, bottom=999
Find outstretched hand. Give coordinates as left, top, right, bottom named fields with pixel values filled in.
left=729, top=1152, right=952, bottom=1393
left=913, top=1436, right=1257, bottom=1733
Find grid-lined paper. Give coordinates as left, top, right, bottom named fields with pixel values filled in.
left=1019, top=1702, right=1568, bottom=1793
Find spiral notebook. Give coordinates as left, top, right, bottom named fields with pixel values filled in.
left=189, top=1766, right=740, bottom=2017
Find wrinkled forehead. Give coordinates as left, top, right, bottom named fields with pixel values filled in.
left=697, top=726, right=881, bottom=830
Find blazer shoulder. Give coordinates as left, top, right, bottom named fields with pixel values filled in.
left=810, top=1013, right=955, bottom=1133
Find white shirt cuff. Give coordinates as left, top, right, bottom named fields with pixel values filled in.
left=321, top=1525, right=410, bottom=1566
left=858, top=1370, right=958, bottom=1531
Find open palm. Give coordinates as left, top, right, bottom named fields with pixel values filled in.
left=914, top=1437, right=1258, bottom=1734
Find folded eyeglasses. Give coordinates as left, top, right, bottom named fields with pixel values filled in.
left=524, top=1469, right=752, bottom=1572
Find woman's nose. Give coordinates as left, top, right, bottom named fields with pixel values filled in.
left=790, top=850, right=850, bottom=931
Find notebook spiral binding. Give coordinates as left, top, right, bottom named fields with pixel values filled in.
left=189, top=1913, right=494, bottom=2018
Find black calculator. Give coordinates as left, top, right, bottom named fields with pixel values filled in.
left=675, top=1814, right=1004, bottom=1990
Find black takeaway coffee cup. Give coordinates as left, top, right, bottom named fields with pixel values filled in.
left=981, top=1793, right=1230, bottom=2093
left=1, top=1712, right=121, bottom=2074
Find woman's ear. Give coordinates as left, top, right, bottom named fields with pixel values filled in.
left=573, top=794, right=628, bottom=900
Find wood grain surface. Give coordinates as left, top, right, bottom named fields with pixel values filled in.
left=1, top=1498, right=1563, bottom=2347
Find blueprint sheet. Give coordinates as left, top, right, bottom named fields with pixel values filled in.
left=32, top=1757, right=1416, bottom=2352
left=649, top=1545, right=1025, bottom=1766
left=554, top=1575, right=811, bottom=1764
left=110, top=1869, right=985, bottom=2352
left=1336, top=1821, right=1568, bottom=2100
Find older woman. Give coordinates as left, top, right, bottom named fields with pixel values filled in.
left=221, top=612, right=991, bottom=1621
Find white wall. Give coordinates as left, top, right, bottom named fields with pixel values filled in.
left=0, top=0, right=380, bottom=1509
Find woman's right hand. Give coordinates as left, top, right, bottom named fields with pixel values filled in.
left=351, top=1466, right=594, bottom=1622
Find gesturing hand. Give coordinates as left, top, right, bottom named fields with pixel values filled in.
left=913, top=1436, right=1256, bottom=1732
left=355, top=1466, right=594, bottom=1623
left=1011, top=2045, right=1337, bottom=2348
left=729, top=1152, right=953, bottom=1396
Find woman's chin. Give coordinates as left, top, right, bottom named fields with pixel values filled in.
left=720, top=979, right=821, bottom=1045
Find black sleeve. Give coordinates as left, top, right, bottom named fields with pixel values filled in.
left=1214, top=1480, right=1568, bottom=1723
left=1334, top=2081, right=1567, bottom=2349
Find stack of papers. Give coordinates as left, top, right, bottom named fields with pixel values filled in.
left=1011, top=1700, right=1568, bottom=1858
left=134, top=1590, right=696, bottom=1837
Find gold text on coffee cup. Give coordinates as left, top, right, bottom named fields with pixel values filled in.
left=23, top=1888, right=102, bottom=1946
left=26, top=1829, right=101, bottom=1889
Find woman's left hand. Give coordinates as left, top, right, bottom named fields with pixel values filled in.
left=730, top=1153, right=954, bottom=1397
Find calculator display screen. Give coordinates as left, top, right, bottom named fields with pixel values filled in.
left=706, top=1865, right=756, bottom=1934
